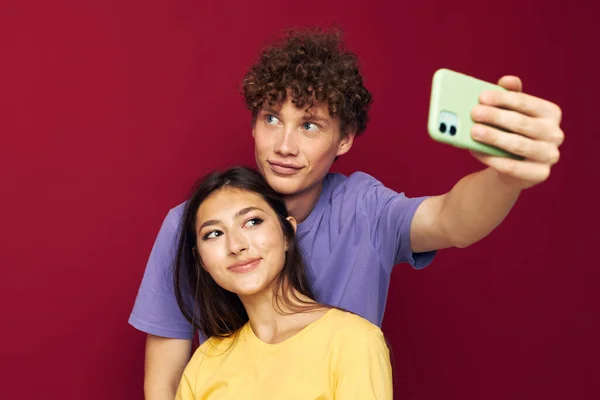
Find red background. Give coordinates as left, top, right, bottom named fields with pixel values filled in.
left=1, top=1, right=598, bottom=399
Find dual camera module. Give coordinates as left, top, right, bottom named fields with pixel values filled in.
left=439, top=122, right=456, bottom=135
left=438, top=111, right=458, bottom=136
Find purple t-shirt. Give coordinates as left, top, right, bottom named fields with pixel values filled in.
left=129, top=172, right=436, bottom=339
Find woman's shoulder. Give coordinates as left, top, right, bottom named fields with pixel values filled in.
left=193, top=332, right=240, bottom=359
left=323, top=308, right=385, bottom=339
left=315, top=309, right=389, bottom=363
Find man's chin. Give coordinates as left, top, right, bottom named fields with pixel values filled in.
left=263, top=174, right=302, bottom=196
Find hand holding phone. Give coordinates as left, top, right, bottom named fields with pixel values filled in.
left=427, top=68, right=564, bottom=190
left=427, top=68, right=521, bottom=159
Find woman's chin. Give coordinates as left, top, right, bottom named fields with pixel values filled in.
left=231, top=280, right=275, bottom=299
left=231, top=284, right=265, bottom=297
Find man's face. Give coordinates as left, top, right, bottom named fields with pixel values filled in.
left=253, top=97, right=354, bottom=197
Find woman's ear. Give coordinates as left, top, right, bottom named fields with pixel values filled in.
left=192, top=247, right=202, bottom=267
left=286, top=216, right=297, bottom=233
left=284, top=216, right=297, bottom=251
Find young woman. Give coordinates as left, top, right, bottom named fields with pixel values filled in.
left=173, top=166, right=392, bottom=399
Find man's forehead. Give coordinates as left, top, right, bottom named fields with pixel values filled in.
left=262, top=101, right=330, bottom=118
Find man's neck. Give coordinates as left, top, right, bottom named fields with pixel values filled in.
left=283, top=181, right=323, bottom=224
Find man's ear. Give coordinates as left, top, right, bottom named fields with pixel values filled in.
left=251, top=116, right=258, bottom=138
left=336, top=129, right=356, bottom=157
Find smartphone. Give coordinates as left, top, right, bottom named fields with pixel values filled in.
left=427, top=68, right=520, bottom=159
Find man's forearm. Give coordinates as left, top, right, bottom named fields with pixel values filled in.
left=144, top=386, right=178, bottom=400
left=440, top=167, right=522, bottom=248
left=144, top=335, right=192, bottom=400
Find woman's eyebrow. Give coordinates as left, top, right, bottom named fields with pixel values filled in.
left=197, top=206, right=265, bottom=231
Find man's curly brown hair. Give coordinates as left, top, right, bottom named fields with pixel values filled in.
left=242, top=27, right=372, bottom=137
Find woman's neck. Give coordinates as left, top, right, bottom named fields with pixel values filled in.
left=238, top=287, right=325, bottom=344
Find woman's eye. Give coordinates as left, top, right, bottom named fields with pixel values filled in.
left=203, top=230, right=222, bottom=240
left=244, top=217, right=264, bottom=228
left=266, top=115, right=280, bottom=125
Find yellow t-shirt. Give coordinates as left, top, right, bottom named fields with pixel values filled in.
left=176, top=308, right=392, bottom=400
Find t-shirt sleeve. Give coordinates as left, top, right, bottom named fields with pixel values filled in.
left=175, top=372, right=195, bottom=400
left=334, top=328, right=393, bottom=399
left=357, top=173, right=436, bottom=272
left=128, top=206, right=194, bottom=339
left=175, top=361, right=196, bottom=400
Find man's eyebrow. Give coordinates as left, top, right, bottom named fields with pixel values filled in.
left=197, top=206, right=265, bottom=231
left=260, top=106, right=330, bottom=125
left=301, top=114, right=329, bottom=124
left=261, top=106, right=281, bottom=116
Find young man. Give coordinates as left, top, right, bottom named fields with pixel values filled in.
left=129, top=28, right=564, bottom=399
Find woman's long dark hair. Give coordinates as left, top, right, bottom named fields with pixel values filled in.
left=173, top=166, right=316, bottom=340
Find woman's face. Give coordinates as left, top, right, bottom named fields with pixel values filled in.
left=195, top=188, right=295, bottom=298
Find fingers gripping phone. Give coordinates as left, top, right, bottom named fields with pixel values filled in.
left=427, top=68, right=520, bottom=159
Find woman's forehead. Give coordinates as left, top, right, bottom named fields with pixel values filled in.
left=196, top=188, right=271, bottom=221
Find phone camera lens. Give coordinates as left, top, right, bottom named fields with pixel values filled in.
left=439, top=122, right=447, bottom=133
left=449, top=125, right=456, bottom=136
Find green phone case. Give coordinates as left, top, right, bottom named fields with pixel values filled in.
left=427, top=68, right=519, bottom=158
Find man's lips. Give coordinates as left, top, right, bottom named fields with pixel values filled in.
left=268, top=161, right=303, bottom=175
left=228, top=258, right=261, bottom=273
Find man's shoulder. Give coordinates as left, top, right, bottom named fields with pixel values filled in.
left=169, top=200, right=187, bottom=216
left=150, top=200, right=188, bottom=243
left=325, top=171, right=386, bottom=194
left=161, top=200, right=187, bottom=226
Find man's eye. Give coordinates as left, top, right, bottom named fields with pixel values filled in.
left=266, top=115, right=280, bottom=124
left=302, top=122, right=318, bottom=131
